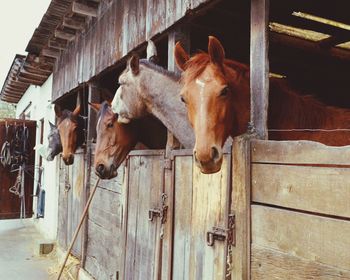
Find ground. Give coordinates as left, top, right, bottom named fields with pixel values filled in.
left=0, top=219, right=58, bottom=280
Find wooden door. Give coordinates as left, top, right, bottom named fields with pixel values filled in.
left=0, top=120, right=36, bottom=219
left=123, top=151, right=165, bottom=280
left=172, top=150, right=232, bottom=280
left=57, top=151, right=86, bottom=257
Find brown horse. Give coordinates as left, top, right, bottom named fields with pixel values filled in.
left=90, top=101, right=166, bottom=179
left=175, top=36, right=350, bottom=173
left=54, top=103, right=85, bottom=165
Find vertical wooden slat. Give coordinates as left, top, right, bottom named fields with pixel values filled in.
left=250, top=0, right=269, bottom=139
left=230, top=135, right=252, bottom=280
left=166, top=28, right=191, bottom=154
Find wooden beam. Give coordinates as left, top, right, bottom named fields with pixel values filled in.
left=20, top=69, right=48, bottom=79
left=48, top=39, right=68, bottom=51
left=270, top=32, right=350, bottom=62
left=41, top=48, right=61, bottom=59
left=250, top=0, right=269, bottom=139
left=72, top=2, right=98, bottom=17
left=54, top=29, right=76, bottom=41
left=62, top=17, right=85, bottom=30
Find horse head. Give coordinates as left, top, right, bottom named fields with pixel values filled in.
left=111, top=40, right=161, bottom=124
left=90, top=101, right=138, bottom=179
left=54, top=103, right=83, bottom=165
left=175, top=36, right=249, bottom=174
left=46, top=121, right=62, bottom=161
left=111, top=54, right=148, bottom=124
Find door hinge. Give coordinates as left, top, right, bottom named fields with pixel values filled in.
left=206, top=214, right=235, bottom=247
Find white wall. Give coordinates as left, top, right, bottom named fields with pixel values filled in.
left=16, top=75, right=59, bottom=241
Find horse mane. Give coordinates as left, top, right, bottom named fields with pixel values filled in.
left=97, top=101, right=112, bottom=120
left=139, top=59, right=181, bottom=81
left=182, top=52, right=249, bottom=84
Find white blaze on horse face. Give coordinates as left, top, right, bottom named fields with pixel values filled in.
left=111, top=87, right=130, bottom=123
left=195, top=78, right=206, bottom=121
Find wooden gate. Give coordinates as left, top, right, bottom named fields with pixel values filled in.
left=122, top=148, right=233, bottom=280
left=249, top=139, right=350, bottom=279
left=57, top=151, right=86, bottom=257
left=0, top=120, right=36, bottom=219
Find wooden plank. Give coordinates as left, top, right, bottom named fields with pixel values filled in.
left=251, top=139, right=350, bottom=165
left=48, top=39, right=68, bottom=51
left=188, top=155, right=229, bottom=279
left=250, top=0, right=269, bottom=139
left=252, top=205, right=350, bottom=271
left=124, top=155, right=163, bottom=280
left=62, top=17, right=85, bottom=30
left=172, top=156, right=193, bottom=280
left=230, top=135, right=252, bottom=280
left=85, top=219, right=121, bottom=280
left=252, top=163, right=350, bottom=218
left=72, top=2, right=98, bottom=17
left=251, top=244, right=350, bottom=280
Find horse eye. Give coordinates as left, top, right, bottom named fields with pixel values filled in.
left=220, top=86, right=230, bottom=97
left=107, top=122, right=113, bottom=128
left=180, top=96, right=186, bottom=104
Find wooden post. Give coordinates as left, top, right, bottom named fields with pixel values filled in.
left=81, top=82, right=100, bottom=268
left=160, top=26, right=190, bottom=280
left=166, top=27, right=190, bottom=156
left=250, top=0, right=270, bottom=139
left=230, top=134, right=253, bottom=280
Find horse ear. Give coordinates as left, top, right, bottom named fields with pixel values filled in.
left=208, top=36, right=225, bottom=66
left=72, top=104, right=81, bottom=117
left=49, top=121, right=56, bottom=129
left=128, top=55, right=139, bottom=75
left=174, top=42, right=189, bottom=71
left=54, top=104, right=62, bottom=118
left=147, top=40, right=157, bottom=60
left=88, top=102, right=102, bottom=112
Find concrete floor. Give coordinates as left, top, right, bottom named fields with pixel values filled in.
left=0, top=219, right=57, bottom=280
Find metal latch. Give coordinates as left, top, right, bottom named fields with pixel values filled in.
left=206, top=214, right=235, bottom=247
left=148, top=193, right=168, bottom=224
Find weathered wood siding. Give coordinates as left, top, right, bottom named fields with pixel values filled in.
left=250, top=140, right=350, bottom=279
left=52, top=0, right=212, bottom=100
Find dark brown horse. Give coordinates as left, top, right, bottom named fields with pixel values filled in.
left=54, top=103, right=85, bottom=165
left=175, top=36, right=350, bottom=173
left=90, top=101, right=166, bottom=179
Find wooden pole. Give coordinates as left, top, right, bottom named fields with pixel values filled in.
left=250, top=0, right=270, bottom=139
left=56, top=178, right=100, bottom=280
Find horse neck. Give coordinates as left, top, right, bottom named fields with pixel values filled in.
left=138, top=67, right=195, bottom=148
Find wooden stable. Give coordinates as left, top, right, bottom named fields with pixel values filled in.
left=3, top=0, right=348, bottom=279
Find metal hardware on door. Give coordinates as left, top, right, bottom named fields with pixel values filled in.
left=206, top=214, right=235, bottom=247
left=148, top=193, right=168, bottom=224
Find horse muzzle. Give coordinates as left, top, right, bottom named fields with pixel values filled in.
left=62, top=154, right=74, bottom=165
left=95, top=163, right=118, bottom=179
left=193, top=146, right=223, bottom=174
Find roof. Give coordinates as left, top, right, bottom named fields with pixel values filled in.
left=0, top=0, right=100, bottom=103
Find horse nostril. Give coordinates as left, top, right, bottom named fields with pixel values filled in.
left=211, top=147, right=220, bottom=161
left=97, top=164, right=105, bottom=174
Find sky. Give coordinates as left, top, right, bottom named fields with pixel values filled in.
left=0, top=1, right=51, bottom=91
